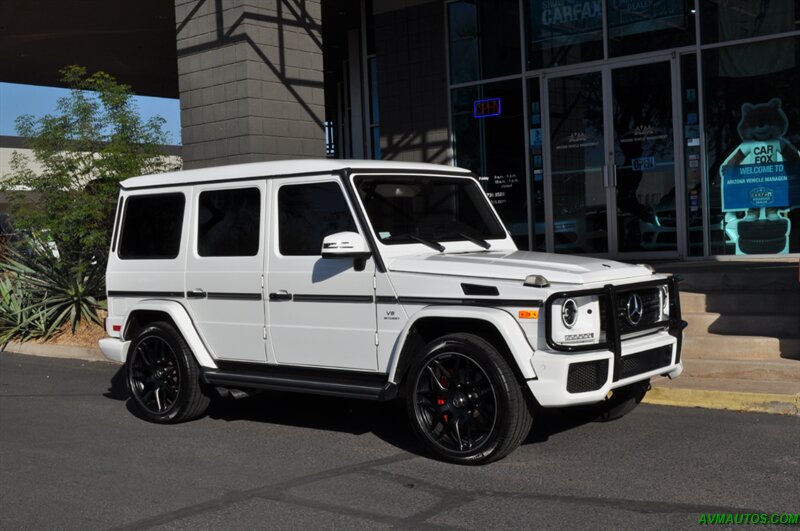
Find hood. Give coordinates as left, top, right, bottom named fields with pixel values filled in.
left=386, top=250, right=653, bottom=285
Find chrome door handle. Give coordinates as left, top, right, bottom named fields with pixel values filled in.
left=269, top=290, right=293, bottom=301
left=187, top=288, right=207, bottom=299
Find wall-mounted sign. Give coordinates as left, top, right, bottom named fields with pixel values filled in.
left=474, top=98, right=502, bottom=119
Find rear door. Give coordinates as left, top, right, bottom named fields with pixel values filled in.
left=185, top=181, right=267, bottom=362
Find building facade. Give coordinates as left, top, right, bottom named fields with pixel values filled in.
left=2, top=0, right=799, bottom=261
left=323, top=0, right=800, bottom=260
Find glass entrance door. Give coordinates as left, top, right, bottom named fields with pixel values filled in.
left=611, top=60, right=680, bottom=257
left=543, top=57, right=683, bottom=259
left=546, top=71, right=609, bottom=254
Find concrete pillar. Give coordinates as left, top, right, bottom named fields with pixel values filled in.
left=174, top=0, right=325, bottom=168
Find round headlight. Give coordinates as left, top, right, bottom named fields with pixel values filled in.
left=561, top=298, right=578, bottom=329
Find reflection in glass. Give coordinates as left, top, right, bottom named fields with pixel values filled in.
left=525, top=0, right=603, bottom=69
left=354, top=175, right=507, bottom=245
left=681, top=54, right=704, bottom=256
left=368, top=56, right=380, bottom=160
left=278, top=183, right=357, bottom=256
left=612, top=62, right=676, bottom=253
left=451, top=80, right=528, bottom=249
left=548, top=72, right=607, bottom=253
left=701, top=0, right=799, bottom=44
left=528, top=78, right=546, bottom=251
left=447, top=0, right=521, bottom=84
left=607, top=0, right=695, bottom=57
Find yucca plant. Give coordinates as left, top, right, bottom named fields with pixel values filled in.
left=0, top=238, right=105, bottom=341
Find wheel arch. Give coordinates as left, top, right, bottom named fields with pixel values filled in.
left=388, top=307, right=536, bottom=390
left=123, top=300, right=217, bottom=369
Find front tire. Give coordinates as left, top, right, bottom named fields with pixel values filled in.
left=405, top=333, right=532, bottom=465
left=126, top=321, right=210, bottom=423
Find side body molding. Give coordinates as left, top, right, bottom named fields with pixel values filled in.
left=386, top=305, right=537, bottom=383
left=124, top=299, right=218, bottom=369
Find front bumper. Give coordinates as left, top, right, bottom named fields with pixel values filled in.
left=530, top=276, right=686, bottom=407
left=528, top=330, right=682, bottom=407
left=99, top=337, right=129, bottom=363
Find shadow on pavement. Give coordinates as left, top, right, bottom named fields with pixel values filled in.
left=103, top=366, right=598, bottom=458
left=103, top=364, right=128, bottom=401
left=207, top=391, right=426, bottom=456
left=525, top=404, right=600, bottom=444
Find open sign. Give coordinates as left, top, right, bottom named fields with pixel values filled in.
left=632, top=156, right=656, bottom=172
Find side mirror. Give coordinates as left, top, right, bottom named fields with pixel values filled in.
left=321, top=231, right=371, bottom=259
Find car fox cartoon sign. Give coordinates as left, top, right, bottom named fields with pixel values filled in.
left=720, top=98, right=800, bottom=254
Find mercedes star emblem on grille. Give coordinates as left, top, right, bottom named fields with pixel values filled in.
left=626, top=293, right=643, bottom=326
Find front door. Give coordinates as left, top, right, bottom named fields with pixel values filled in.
left=267, top=177, right=378, bottom=371
left=544, top=56, right=684, bottom=259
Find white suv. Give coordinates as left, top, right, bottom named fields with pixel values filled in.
left=100, top=160, right=685, bottom=464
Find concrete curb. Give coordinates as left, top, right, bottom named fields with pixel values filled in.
left=644, top=387, right=800, bottom=416
left=4, top=341, right=111, bottom=363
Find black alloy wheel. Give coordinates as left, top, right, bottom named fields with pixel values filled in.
left=406, top=333, right=532, bottom=465
left=413, top=352, right=498, bottom=454
left=126, top=321, right=210, bottom=423
left=129, top=335, right=180, bottom=415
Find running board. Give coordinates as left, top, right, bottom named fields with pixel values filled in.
left=202, top=362, right=398, bottom=401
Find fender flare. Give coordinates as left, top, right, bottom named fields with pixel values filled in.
left=387, top=306, right=536, bottom=383
left=124, top=299, right=218, bottom=369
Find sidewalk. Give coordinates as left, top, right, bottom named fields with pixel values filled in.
left=6, top=340, right=799, bottom=416
left=647, top=258, right=800, bottom=416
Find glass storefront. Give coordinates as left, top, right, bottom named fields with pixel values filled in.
left=451, top=80, right=528, bottom=249
left=703, top=36, right=800, bottom=255
left=447, top=0, right=800, bottom=258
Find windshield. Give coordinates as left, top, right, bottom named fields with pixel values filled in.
left=353, top=175, right=507, bottom=246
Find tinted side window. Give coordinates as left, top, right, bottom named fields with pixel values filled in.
left=119, top=193, right=185, bottom=259
left=278, top=182, right=357, bottom=256
left=198, top=188, right=260, bottom=257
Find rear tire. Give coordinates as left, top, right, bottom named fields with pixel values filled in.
left=405, top=333, right=532, bottom=465
left=126, top=321, right=210, bottom=423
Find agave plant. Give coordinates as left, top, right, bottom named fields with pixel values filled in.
left=0, top=238, right=105, bottom=341
left=0, top=276, right=48, bottom=346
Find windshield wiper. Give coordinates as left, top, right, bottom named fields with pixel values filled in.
left=457, top=232, right=491, bottom=250
left=407, top=234, right=445, bottom=252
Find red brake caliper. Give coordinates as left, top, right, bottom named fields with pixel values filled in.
left=438, top=376, right=449, bottom=422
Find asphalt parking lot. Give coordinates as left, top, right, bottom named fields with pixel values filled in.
left=1, top=352, right=798, bottom=530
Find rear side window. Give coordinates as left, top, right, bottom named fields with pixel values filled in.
left=197, top=188, right=260, bottom=257
left=119, top=193, right=185, bottom=259
left=278, top=182, right=357, bottom=256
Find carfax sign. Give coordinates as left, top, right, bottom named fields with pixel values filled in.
left=721, top=162, right=800, bottom=211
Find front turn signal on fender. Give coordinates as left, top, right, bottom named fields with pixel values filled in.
left=518, top=310, right=539, bottom=319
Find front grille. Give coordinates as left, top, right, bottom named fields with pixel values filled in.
left=567, top=359, right=609, bottom=393
left=615, top=287, right=664, bottom=334
left=619, top=345, right=673, bottom=379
